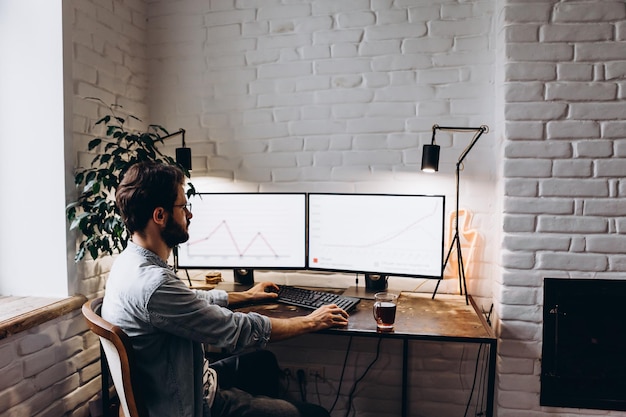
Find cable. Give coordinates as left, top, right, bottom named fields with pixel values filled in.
left=297, top=369, right=307, bottom=402
left=329, top=336, right=353, bottom=413
left=344, top=337, right=383, bottom=417
left=463, top=344, right=484, bottom=417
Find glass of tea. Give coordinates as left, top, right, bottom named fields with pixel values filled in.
left=373, top=292, right=398, bottom=332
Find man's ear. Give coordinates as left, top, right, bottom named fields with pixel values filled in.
left=153, top=207, right=168, bottom=226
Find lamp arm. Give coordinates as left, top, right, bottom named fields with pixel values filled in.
left=432, top=125, right=488, bottom=165
left=160, top=128, right=186, bottom=147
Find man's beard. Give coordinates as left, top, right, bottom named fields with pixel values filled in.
left=162, top=216, right=190, bottom=248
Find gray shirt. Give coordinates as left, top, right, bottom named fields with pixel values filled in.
left=101, top=241, right=271, bottom=417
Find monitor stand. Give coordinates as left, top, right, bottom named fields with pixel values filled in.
left=343, top=274, right=388, bottom=299
left=234, top=268, right=254, bottom=285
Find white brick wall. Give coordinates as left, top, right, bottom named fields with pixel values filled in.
left=9, top=0, right=626, bottom=416
left=500, top=1, right=626, bottom=417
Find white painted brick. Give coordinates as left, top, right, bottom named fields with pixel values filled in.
left=315, top=88, right=373, bottom=104
left=576, top=42, right=626, bottom=62
left=343, top=150, right=401, bottom=166
left=205, top=9, right=255, bottom=26
left=258, top=92, right=315, bottom=107
left=504, top=179, right=538, bottom=197
left=337, top=11, right=375, bottom=28
left=313, top=29, right=363, bottom=45
left=377, top=9, right=407, bottom=25
left=314, top=58, right=371, bottom=75
left=502, top=215, right=535, bottom=232
left=273, top=107, right=300, bottom=122
left=372, top=54, right=431, bottom=72
left=507, top=43, right=573, bottom=62
left=0, top=361, right=23, bottom=392
left=235, top=122, right=288, bottom=140
left=584, top=199, right=626, bottom=216
left=554, top=1, right=626, bottom=23
left=499, top=285, right=540, bottom=307
left=505, top=102, right=568, bottom=121
left=538, top=252, right=608, bottom=271
left=430, top=17, right=490, bottom=37
left=541, top=23, right=614, bottom=42
left=268, top=137, right=304, bottom=153
left=504, top=4, right=552, bottom=23
left=505, top=24, right=539, bottom=43
left=407, top=5, right=439, bottom=22
left=365, top=22, right=427, bottom=41
left=588, top=235, right=626, bottom=253
left=546, top=120, right=599, bottom=139
left=501, top=251, right=536, bottom=269
left=602, top=121, right=626, bottom=138
left=359, top=40, right=401, bottom=56
left=570, top=102, right=626, bottom=120
left=575, top=140, right=614, bottom=158
left=538, top=216, right=607, bottom=233
left=556, top=62, right=594, bottom=81
left=328, top=135, right=353, bottom=150
left=505, top=141, right=571, bottom=159
left=505, top=62, right=555, bottom=82
left=258, top=61, right=312, bottom=79
left=346, top=118, right=405, bottom=134
left=331, top=75, right=362, bottom=88
left=546, top=82, right=617, bottom=101
left=596, top=159, right=626, bottom=177
left=505, top=122, right=545, bottom=140
left=540, top=178, right=609, bottom=197
left=504, top=197, right=574, bottom=215
left=258, top=4, right=310, bottom=20
left=375, top=85, right=435, bottom=102
left=403, top=37, right=453, bottom=54
left=330, top=42, right=358, bottom=58
left=311, top=0, right=370, bottom=15
left=553, top=160, right=592, bottom=177
left=503, top=235, right=570, bottom=252
left=289, top=119, right=345, bottom=135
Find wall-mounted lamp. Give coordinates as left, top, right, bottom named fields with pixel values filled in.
left=421, top=124, right=489, bottom=304
left=161, top=128, right=192, bottom=171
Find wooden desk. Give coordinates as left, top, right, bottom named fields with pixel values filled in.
left=233, top=290, right=497, bottom=417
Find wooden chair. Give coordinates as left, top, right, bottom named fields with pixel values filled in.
left=82, top=297, right=147, bottom=417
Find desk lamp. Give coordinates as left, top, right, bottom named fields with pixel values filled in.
left=421, top=124, right=488, bottom=304
left=161, top=128, right=192, bottom=171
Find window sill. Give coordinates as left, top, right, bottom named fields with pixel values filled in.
left=0, top=295, right=87, bottom=339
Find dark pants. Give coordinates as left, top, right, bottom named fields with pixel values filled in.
left=209, top=351, right=329, bottom=417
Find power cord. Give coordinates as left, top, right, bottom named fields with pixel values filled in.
left=297, top=369, right=307, bottom=402
left=329, top=336, right=353, bottom=413
left=344, top=337, right=382, bottom=417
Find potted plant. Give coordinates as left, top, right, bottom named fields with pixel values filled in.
left=66, top=99, right=195, bottom=261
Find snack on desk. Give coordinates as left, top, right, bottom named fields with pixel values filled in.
left=205, top=272, right=222, bottom=285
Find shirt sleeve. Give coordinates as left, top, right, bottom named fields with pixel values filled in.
left=146, top=277, right=271, bottom=353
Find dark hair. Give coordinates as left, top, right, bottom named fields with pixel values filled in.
left=116, top=161, right=185, bottom=234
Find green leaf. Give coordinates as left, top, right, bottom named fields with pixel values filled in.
left=95, top=115, right=111, bottom=125
left=88, top=138, right=102, bottom=150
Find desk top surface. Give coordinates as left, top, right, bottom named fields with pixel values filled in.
left=232, top=290, right=495, bottom=343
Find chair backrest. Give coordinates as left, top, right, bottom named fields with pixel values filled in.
left=82, top=297, right=147, bottom=417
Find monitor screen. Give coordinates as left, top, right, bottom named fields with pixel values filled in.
left=176, top=193, right=306, bottom=269
left=307, top=193, right=445, bottom=279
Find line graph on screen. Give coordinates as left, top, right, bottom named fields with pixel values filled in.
left=176, top=193, right=306, bottom=268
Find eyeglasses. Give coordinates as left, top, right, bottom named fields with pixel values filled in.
left=173, top=202, right=192, bottom=212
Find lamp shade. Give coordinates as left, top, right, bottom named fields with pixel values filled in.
left=421, top=144, right=440, bottom=173
left=176, top=147, right=192, bottom=171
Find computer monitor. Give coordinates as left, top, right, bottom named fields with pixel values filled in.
left=307, top=193, right=445, bottom=279
left=176, top=193, right=307, bottom=270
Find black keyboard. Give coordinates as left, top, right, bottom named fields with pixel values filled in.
left=276, top=285, right=360, bottom=312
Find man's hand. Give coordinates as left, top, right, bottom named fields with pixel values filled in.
left=228, top=281, right=279, bottom=305
left=269, top=303, right=349, bottom=341
left=306, top=303, right=349, bottom=330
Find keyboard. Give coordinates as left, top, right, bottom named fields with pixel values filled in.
left=276, top=285, right=361, bottom=312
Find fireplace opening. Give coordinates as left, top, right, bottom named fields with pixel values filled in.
left=541, top=278, right=626, bottom=411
